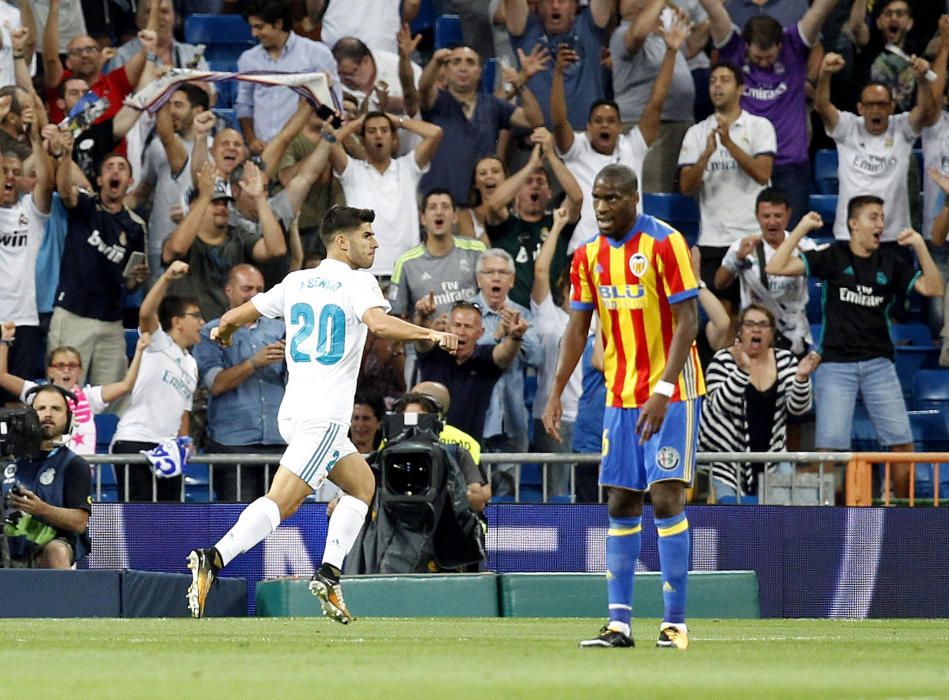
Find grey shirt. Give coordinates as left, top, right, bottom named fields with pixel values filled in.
left=387, top=237, right=486, bottom=317
left=610, top=27, right=694, bottom=124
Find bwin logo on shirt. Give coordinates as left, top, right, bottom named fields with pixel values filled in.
left=87, top=229, right=126, bottom=263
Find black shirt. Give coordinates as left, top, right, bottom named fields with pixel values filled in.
left=73, top=119, right=120, bottom=185
left=485, top=212, right=573, bottom=308
left=802, top=243, right=917, bottom=363
left=416, top=344, right=504, bottom=444
left=55, top=192, right=147, bottom=322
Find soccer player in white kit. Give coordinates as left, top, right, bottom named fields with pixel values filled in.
left=187, top=206, right=458, bottom=621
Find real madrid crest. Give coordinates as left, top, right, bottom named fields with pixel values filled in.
left=629, top=253, right=648, bottom=277
left=119, top=231, right=127, bottom=246
left=39, top=467, right=56, bottom=486
left=3, top=464, right=15, bottom=479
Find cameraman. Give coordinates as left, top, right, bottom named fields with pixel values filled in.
left=2, top=386, right=91, bottom=568
left=394, top=391, right=488, bottom=513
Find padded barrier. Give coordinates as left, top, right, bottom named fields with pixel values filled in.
left=122, top=570, right=246, bottom=617
left=498, top=571, right=759, bottom=618
left=254, top=571, right=758, bottom=618
left=0, top=569, right=246, bottom=618
left=0, top=570, right=121, bottom=617
left=256, top=573, right=500, bottom=617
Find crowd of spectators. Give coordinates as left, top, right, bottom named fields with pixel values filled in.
left=3, top=0, right=949, bottom=509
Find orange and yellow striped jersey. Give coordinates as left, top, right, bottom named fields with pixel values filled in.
left=571, top=214, right=706, bottom=408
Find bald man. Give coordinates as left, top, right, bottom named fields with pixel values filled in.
left=193, top=264, right=287, bottom=501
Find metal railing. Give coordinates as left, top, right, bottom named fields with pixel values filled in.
left=85, top=450, right=888, bottom=504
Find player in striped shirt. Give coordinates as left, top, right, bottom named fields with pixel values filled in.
left=543, top=164, right=704, bottom=650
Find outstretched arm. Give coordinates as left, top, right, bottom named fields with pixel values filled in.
left=418, top=48, right=450, bottom=113
left=766, top=212, right=823, bottom=276
left=698, top=0, right=733, bottom=46
left=640, top=11, right=689, bottom=147
left=0, top=321, right=26, bottom=398
left=550, top=45, right=575, bottom=154
left=140, top=262, right=189, bottom=334
left=531, top=207, right=569, bottom=305
left=485, top=143, right=543, bottom=222
left=815, top=52, right=844, bottom=134
left=362, top=306, right=458, bottom=353
left=799, top=0, right=837, bottom=46
left=100, top=333, right=151, bottom=402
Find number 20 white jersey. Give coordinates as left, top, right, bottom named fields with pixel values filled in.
left=251, top=259, right=391, bottom=430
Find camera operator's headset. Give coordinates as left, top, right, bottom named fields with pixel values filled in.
left=392, top=393, right=444, bottom=419
left=23, top=385, right=77, bottom=434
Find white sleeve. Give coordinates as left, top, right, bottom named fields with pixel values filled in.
left=752, top=116, right=777, bottom=156
left=85, top=384, right=109, bottom=412
left=18, top=379, right=38, bottom=403
left=529, top=294, right=560, bottom=337
left=828, top=110, right=857, bottom=142
left=350, top=272, right=391, bottom=320
left=721, top=239, right=742, bottom=272
left=251, top=281, right=287, bottom=318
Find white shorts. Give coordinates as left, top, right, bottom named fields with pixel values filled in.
left=279, top=419, right=357, bottom=489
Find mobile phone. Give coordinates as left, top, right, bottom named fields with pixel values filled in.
left=123, top=251, right=146, bottom=278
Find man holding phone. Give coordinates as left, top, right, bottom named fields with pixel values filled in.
left=48, top=147, right=148, bottom=387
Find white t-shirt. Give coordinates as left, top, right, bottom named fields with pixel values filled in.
left=678, top=110, right=776, bottom=247
left=829, top=111, right=917, bottom=242
left=530, top=294, right=581, bottom=423
left=0, top=194, right=49, bottom=326
left=0, top=4, right=35, bottom=89
left=921, top=111, right=949, bottom=241
left=320, top=0, right=401, bottom=56
left=20, top=381, right=107, bottom=456
left=561, top=129, right=648, bottom=253
left=252, top=259, right=390, bottom=430
left=113, top=328, right=197, bottom=444
left=337, top=152, right=427, bottom=276
left=721, top=232, right=817, bottom=354
left=31, top=0, right=88, bottom=54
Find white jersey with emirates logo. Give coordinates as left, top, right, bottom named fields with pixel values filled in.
left=251, top=259, right=390, bottom=431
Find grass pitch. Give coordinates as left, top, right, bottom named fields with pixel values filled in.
left=4, top=617, right=948, bottom=699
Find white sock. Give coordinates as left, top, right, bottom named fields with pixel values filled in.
left=321, top=495, right=369, bottom=570
left=214, top=496, right=281, bottom=567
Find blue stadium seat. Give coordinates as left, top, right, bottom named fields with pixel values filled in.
left=214, top=108, right=239, bottom=132
left=906, top=410, right=949, bottom=498
left=891, top=323, right=939, bottom=398
left=434, top=14, right=463, bottom=49
left=912, top=369, right=949, bottom=416
left=203, top=45, right=246, bottom=71
left=185, top=462, right=213, bottom=502
left=124, top=329, right=138, bottom=362
left=411, top=0, right=436, bottom=34
left=807, top=194, right=837, bottom=244
left=479, top=57, right=497, bottom=94
left=808, top=322, right=822, bottom=350
left=184, top=14, right=253, bottom=45
left=806, top=277, right=823, bottom=324
left=813, top=149, right=838, bottom=194
left=94, top=413, right=119, bottom=453
left=642, top=193, right=700, bottom=246
left=92, top=461, right=118, bottom=502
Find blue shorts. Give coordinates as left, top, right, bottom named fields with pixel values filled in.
left=813, top=359, right=912, bottom=450
left=600, top=398, right=702, bottom=491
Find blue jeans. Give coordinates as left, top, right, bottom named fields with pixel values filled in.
left=814, top=359, right=912, bottom=450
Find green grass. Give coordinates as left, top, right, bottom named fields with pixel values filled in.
left=3, top=618, right=948, bottom=698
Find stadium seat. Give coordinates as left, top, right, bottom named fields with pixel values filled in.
left=813, top=149, right=838, bottom=194
left=214, top=108, right=239, bottom=132
left=124, top=329, right=139, bottom=362
left=479, top=57, right=497, bottom=94
left=891, top=323, right=939, bottom=398
left=434, top=14, right=463, bottom=49
left=94, top=413, right=119, bottom=454
left=203, top=45, right=246, bottom=71
left=806, top=277, right=823, bottom=324
left=184, top=14, right=253, bottom=45
left=912, top=369, right=949, bottom=416
left=642, top=193, right=700, bottom=246
left=185, top=463, right=213, bottom=502
left=411, top=0, right=436, bottom=34
left=807, top=194, right=837, bottom=244
left=906, top=410, right=949, bottom=498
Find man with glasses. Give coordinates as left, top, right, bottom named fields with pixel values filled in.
left=815, top=51, right=936, bottom=245
left=470, top=248, right=542, bottom=497
left=42, top=10, right=156, bottom=124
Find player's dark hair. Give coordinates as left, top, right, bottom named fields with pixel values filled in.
left=587, top=99, right=620, bottom=122
left=332, top=37, right=373, bottom=64
left=158, top=295, right=202, bottom=331
left=174, top=83, right=210, bottom=111
left=320, top=205, right=375, bottom=243
left=710, top=61, right=743, bottom=87
left=243, top=0, right=292, bottom=31
left=846, top=195, right=884, bottom=228
left=755, top=187, right=791, bottom=211
left=58, top=76, right=88, bottom=99
left=595, top=163, right=639, bottom=195
left=742, top=15, right=783, bottom=49
left=360, top=110, right=395, bottom=137
left=354, top=393, right=386, bottom=421
left=422, top=188, right=456, bottom=211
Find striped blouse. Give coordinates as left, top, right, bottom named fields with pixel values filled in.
left=698, top=347, right=812, bottom=495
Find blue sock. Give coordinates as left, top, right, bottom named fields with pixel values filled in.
left=606, top=516, right=642, bottom=629
left=655, top=513, right=690, bottom=625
